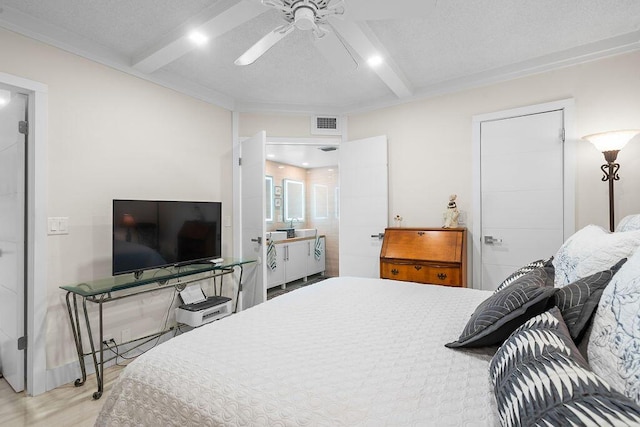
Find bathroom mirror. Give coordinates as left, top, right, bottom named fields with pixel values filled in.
left=313, top=184, right=328, bottom=219
left=284, top=178, right=304, bottom=222
left=265, top=175, right=273, bottom=222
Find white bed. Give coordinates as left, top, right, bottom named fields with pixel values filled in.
left=96, top=277, right=498, bottom=426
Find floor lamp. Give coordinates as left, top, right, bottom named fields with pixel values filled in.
left=582, top=129, right=640, bottom=232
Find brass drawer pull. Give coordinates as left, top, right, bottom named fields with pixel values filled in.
left=417, top=231, right=425, bottom=236
left=414, top=265, right=422, bottom=271
left=437, top=273, right=447, bottom=280
left=391, top=269, right=399, bottom=275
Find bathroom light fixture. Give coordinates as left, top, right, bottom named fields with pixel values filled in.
left=188, top=30, right=209, bottom=46
left=582, top=129, right=640, bottom=231
left=367, top=55, right=383, bottom=68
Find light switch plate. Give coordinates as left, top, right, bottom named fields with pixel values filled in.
left=48, top=217, right=69, bottom=235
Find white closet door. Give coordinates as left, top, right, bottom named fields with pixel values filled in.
left=339, top=135, right=388, bottom=278
left=0, top=89, right=26, bottom=392
left=480, top=110, right=565, bottom=291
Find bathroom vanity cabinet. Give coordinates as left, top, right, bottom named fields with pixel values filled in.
left=267, top=236, right=325, bottom=289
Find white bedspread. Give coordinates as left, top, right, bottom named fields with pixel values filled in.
left=96, top=277, right=498, bottom=426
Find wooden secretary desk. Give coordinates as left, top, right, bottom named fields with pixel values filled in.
left=379, top=227, right=467, bottom=287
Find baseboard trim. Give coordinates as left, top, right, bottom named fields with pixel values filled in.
left=45, top=330, right=180, bottom=392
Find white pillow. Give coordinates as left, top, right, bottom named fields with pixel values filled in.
left=588, top=246, right=640, bottom=405
left=553, top=224, right=640, bottom=287
left=616, top=214, right=640, bottom=232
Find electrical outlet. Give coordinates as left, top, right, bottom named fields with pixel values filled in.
left=121, top=328, right=131, bottom=344
left=102, top=334, right=115, bottom=345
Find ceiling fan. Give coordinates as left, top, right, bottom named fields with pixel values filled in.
left=235, top=0, right=346, bottom=66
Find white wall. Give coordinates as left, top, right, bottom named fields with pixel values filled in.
left=0, top=28, right=233, bottom=372
left=347, top=51, right=640, bottom=234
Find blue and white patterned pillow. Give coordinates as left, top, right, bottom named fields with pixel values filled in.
left=490, top=307, right=640, bottom=427
left=616, top=214, right=640, bottom=232
left=553, top=224, right=640, bottom=287
left=589, top=246, right=640, bottom=405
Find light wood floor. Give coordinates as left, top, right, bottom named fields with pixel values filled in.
left=0, top=364, right=127, bottom=427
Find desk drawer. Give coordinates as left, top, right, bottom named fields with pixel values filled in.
left=381, top=262, right=462, bottom=287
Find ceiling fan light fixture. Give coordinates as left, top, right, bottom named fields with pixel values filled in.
left=188, top=30, right=209, bottom=46
left=367, top=55, right=384, bottom=68
left=294, top=7, right=316, bottom=30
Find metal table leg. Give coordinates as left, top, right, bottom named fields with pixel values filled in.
left=234, top=265, right=244, bottom=313
left=82, top=295, right=105, bottom=399
left=65, top=292, right=87, bottom=387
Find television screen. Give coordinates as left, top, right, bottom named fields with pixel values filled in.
left=112, top=199, right=222, bottom=276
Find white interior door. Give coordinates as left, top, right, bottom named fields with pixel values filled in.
left=339, top=135, right=388, bottom=277
left=240, top=131, right=267, bottom=310
left=479, top=110, right=565, bottom=291
left=0, top=87, right=26, bottom=392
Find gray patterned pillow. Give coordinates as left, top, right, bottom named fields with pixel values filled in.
left=490, top=307, right=640, bottom=427
left=446, top=263, right=555, bottom=348
left=493, top=257, right=551, bottom=294
left=554, top=258, right=627, bottom=342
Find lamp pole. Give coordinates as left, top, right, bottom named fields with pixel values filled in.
left=601, top=150, right=620, bottom=232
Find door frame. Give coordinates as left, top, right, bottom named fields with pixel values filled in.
left=0, top=72, right=48, bottom=396
left=231, top=112, right=343, bottom=290
left=471, top=98, right=576, bottom=289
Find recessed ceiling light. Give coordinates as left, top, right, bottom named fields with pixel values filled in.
left=267, top=154, right=275, bottom=158
left=0, top=89, right=10, bottom=108
left=328, top=169, right=334, bottom=172
left=302, top=162, right=309, bottom=166
left=367, top=55, right=384, bottom=68
left=278, top=166, right=285, bottom=169
left=188, top=31, right=209, bottom=46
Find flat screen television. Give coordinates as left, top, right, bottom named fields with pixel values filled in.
left=112, top=199, right=222, bottom=276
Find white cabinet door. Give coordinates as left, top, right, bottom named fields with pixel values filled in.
left=284, top=240, right=308, bottom=283
left=266, top=242, right=285, bottom=289
left=307, top=237, right=325, bottom=276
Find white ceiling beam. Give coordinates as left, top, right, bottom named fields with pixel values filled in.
left=132, top=0, right=267, bottom=74
left=330, top=19, right=413, bottom=98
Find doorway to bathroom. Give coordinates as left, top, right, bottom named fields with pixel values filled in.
left=265, top=138, right=340, bottom=278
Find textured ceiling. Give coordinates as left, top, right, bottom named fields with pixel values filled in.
left=0, top=0, right=639, bottom=113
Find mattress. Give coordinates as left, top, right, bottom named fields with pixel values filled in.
left=96, top=277, right=498, bottom=426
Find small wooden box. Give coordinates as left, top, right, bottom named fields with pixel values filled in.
left=380, top=228, right=467, bottom=287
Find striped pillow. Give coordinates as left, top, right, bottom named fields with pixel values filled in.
left=554, top=258, right=627, bottom=342
left=493, top=257, right=552, bottom=294
left=446, top=262, right=555, bottom=348
left=490, top=307, right=640, bottom=427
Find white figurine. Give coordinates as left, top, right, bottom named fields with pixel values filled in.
left=443, top=194, right=460, bottom=228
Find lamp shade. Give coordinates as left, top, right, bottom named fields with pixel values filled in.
left=582, top=129, right=640, bottom=152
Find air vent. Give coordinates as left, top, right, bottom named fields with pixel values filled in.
left=311, top=115, right=341, bottom=135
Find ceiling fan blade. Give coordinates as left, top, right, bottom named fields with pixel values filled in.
left=314, top=28, right=358, bottom=72
left=346, top=0, right=437, bottom=20
left=235, top=23, right=295, bottom=66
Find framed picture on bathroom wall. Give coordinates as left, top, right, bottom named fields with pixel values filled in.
left=274, top=186, right=282, bottom=197
left=274, top=198, right=281, bottom=207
